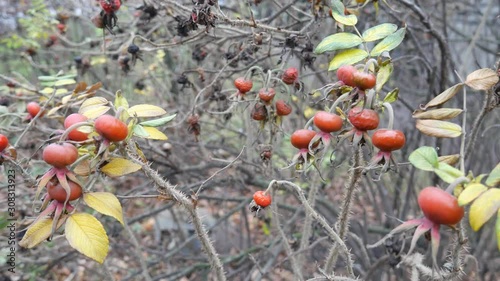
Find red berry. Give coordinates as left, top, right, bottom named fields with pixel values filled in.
left=100, top=0, right=121, bottom=14
left=253, top=191, right=271, bottom=208
left=418, top=187, right=464, bottom=225
left=347, top=107, right=379, bottom=131
left=282, top=67, right=299, bottom=85
left=251, top=103, right=267, bottom=121
left=47, top=180, right=83, bottom=203
left=27, top=102, right=42, bottom=118
left=0, top=134, right=9, bottom=152
left=353, top=71, right=376, bottom=90
left=337, top=65, right=357, bottom=87
left=94, top=115, right=128, bottom=142
left=313, top=111, right=343, bottom=133
left=372, top=129, right=405, bottom=151
left=258, top=88, right=276, bottom=103
left=43, top=143, right=79, bottom=168
left=290, top=129, right=316, bottom=149
left=234, top=77, right=253, bottom=93
left=57, top=23, right=66, bottom=33
left=64, top=113, right=89, bottom=142
left=275, top=100, right=292, bottom=116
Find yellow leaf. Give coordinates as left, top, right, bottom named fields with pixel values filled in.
left=496, top=210, right=500, bottom=250
left=376, top=63, right=393, bottom=93
left=328, top=49, right=369, bottom=71
left=65, top=213, right=109, bottom=264
left=114, top=90, right=129, bottom=110
left=90, top=56, right=107, bottom=66
left=486, top=163, right=500, bottom=187
left=54, top=79, right=76, bottom=87
left=128, top=104, right=167, bottom=117
left=80, top=97, right=109, bottom=109
left=412, top=108, right=463, bottom=120
left=62, top=94, right=73, bottom=105
left=100, top=158, right=142, bottom=177
left=47, top=105, right=64, bottom=116
left=469, top=189, right=500, bottom=231
left=458, top=183, right=488, bottom=206
left=141, top=127, right=168, bottom=140
left=437, top=154, right=460, bottom=166
left=465, top=68, right=499, bottom=91
left=55, top=88, right=68, bottom=95
left=84, top=192, right=124, bottom=225
left=73, top=159, right=92, bottom=176
left=423, top=83, right=463, bottom=109
left=416, top=119, right=462, bottom=138
left=19, top=217, right=53, bottom=248
left=40, top=87, right=55, bottom=95
left=80, top=105, right=110, bottom=119
left=303, top=107, right=316, bottom=119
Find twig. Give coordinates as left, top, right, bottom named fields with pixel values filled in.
left=269, top=180, right=355, bottom=278
left=269, top=188, right=304, bottom=280
left=196, top=146, right=246, bottom=195
left=125, top=139, right=226, bottom=281
left=323, top=145, right=363, bottom=274
left=123, top=217, right=153, bottom=281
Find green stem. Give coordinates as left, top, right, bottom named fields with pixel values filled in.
left=382, top=102, right=395, bottom=130
left=59, top=121, right=92, bottom=142
left=445, top=176, right=469, bottom=194
left=364, top=58, right=378, bottom=72
left=365, top=89, right=376, bottom=109
left=330, top=93, right=350, bottom=113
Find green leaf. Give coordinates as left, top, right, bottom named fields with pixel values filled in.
left=328, top=49, right=369, bottom=71
left=486, top=163, right=500, bottom=187
left=409, top=146, right=439, bottom=171
left=370, top=28, right=406, bottom=56
left=133, top=124, right=150, bottom=137
left=376, top=63, right=393, bottom=92
left=332, top=13, right=358, bottom=26
left=38, top=75, right=58, bottom=82
left=362, top=23, right=398, bottom=42
left=469, top=189, right=500, bottom=231
left=314, top=33, right=363, bottom=54
left=383, top=88, right=399, bottom=103
left=330, top=0, right=345, bottom=14
left=458, top=183, right=488, bottom=206
left=54, top=79, right=76, bottom=87
left=329, top=0, right=357, bottom=25
left=139, top=114, right=177, bottom=127
left=435, top=162, right=464, bottom=183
